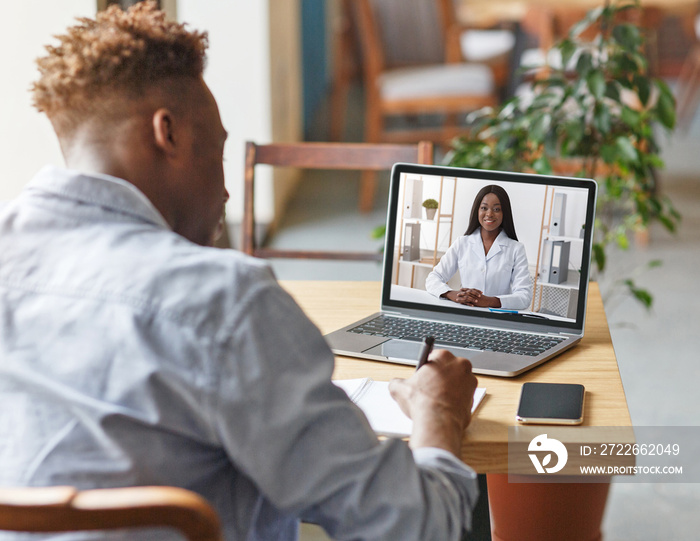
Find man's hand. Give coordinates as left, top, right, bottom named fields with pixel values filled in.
left=388, top=350, right=478, bottom=456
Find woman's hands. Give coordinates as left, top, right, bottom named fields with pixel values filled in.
left=442, top=288, right=501, bottom=308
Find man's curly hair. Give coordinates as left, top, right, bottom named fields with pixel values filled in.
left=32, top=1, right=208, bottom=118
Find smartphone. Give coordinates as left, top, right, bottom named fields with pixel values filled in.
left=516, top=382, right=585, bottom=425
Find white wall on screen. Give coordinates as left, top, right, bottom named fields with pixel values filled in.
left=395, top=173, right=592, bottom=289
left=398, top=174, right=548, bottom=267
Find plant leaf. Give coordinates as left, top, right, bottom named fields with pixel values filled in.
left=600, top=144, right=618, bottom=164
left=616, top=230, right=629, bottom=250
left=559, top=38, right=577, bottom=68
left=587, top=70, right=606, bottom=99
left=635, top=76, right=651, bottom=106
left=656, top=90, right=676, bottom=129
left=615, top=136, right=637, bottom=162
left=531, top=113, right=552, bottom=143
left=593, top=242, right=606, bottom=272
left=371, top=225, right=386, bottom=240
left=612, top=23, right=642, bottom=51
left=594, top=102, right=612, bottom=133
left=576, top=51, right=593, bottom=76
left=624, top=279, right=653, bottom=310
left=657, top=214, right=677, bottom=233
left=621, top=106, right=641, bottom=129
left=605, top=81, right=621, bottom=101
left=533, top=156, right=553, bottom=175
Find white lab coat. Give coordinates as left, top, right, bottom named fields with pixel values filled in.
left=425, top=229, right=533, bottom=310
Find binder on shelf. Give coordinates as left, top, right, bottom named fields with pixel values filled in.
left=403, top=178, right=423, bottom=219
left=550, top=192, right=567, bottom=236
left=402, top=223, right=421, bottom=261
left=543, top=239, right=571, bottom=284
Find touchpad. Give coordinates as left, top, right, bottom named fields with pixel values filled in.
left=363, top=339, right=421, bottom=364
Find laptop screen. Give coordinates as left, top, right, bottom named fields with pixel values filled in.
left=382, top=164, right=597, bottom=332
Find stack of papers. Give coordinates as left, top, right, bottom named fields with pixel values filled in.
left=334, top=378, right=486, bottom=438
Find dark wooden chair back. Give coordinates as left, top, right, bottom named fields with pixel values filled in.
left=242, top=141, right=433, bottom=260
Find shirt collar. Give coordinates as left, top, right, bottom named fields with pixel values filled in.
left=27, top=166, right=171, bottom=230
left=468, top=228, right=509, bottom=260
left=467, top=228, right=509, bottom=244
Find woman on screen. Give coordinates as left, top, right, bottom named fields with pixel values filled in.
left=425, top=184, right=532, bottom=310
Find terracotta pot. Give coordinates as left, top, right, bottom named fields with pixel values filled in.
left=487, top=474, right=611, bottom=541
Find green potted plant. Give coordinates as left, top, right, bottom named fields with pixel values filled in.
left=422, top=198, right=439, bottom=220
left=446, top=0, right=680, bottom=309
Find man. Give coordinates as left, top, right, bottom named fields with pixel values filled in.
left=0, top=3, right=479, bottom=540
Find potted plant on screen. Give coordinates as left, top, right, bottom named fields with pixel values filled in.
left=446, top=0, right=680, bottom=309
left=422, top=198, right=439, bottom=220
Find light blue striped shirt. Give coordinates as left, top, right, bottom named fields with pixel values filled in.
left=0, top=167, right=477, bottom=541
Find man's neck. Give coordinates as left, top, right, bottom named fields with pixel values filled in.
left=61, top=138, right=176, bottom=233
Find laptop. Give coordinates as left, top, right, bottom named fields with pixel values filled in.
left=325, top=163, right=597, bottom=377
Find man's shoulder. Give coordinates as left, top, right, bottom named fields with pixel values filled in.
left=97, top=230, right=281, bottom=330
left=140, top=234, right=278, bottom=303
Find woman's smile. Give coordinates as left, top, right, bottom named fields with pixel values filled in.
left=478, top=193, right=503, bottom=232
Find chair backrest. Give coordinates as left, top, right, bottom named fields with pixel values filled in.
left=0, top=486, right=222, bottom=541
left=242, top=141, right=433, bottom=260
left=352, top=0, right=386, bottom=90
left=353, top=0, right=489, bottom=71
left=435, top=0, right=461, bottom=63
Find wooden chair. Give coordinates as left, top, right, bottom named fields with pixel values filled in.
left=329, top=0, right=363, bottom=142
left=435, top=0, right=515, bottom=91
left=242, top=140, right=433, bottom=256
left=0, top=486, right=222, bottom=541
left=351, top=0, right=498, bottom=146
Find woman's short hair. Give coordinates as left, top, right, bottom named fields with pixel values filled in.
left=465, top=184, right=519, bottom=240
left=31, top=1, right=208, bottom=121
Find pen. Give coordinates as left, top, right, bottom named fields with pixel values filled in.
left=416, top=336, right=435, bottom=371
left=489, top=307, right=518, bottom=314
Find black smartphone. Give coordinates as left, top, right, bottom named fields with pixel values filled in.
left=516, top=382, right=585, bottom=425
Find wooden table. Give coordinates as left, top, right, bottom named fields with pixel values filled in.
left=281, top=280, right=632, bottom=541
left=281, top=280, right=631, bottom=473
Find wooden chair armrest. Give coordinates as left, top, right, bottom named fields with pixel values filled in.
left=0, top=486, right=222, bottom=541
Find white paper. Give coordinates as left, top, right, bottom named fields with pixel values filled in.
left=334, top=379, right=486, bottom=438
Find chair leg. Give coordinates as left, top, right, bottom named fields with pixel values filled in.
left=329, top=3, right=356, bottom=142
left=360, top=94, right=384, bottom=212
left=359, top=171, right=377, bottom=213
left=329, top=79, right=350, bottom=142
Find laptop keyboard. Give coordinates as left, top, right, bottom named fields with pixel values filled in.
left=349, top=315, right=566, bottom=357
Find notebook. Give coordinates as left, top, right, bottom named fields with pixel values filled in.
left=325, top=163, right=597, bottom=377
left=334, top=378, right=486, bottom=438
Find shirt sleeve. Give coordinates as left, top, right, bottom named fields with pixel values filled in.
left=496, top=242, right=533, bottom=310
left=425, top=241, right=460, bottom=298
left=411, top=447, right=479, bottom=532
left=211, top=279, right=478, bottom=541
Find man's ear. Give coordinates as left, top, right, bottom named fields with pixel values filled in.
left=152, top=108, right=176, bottom=155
